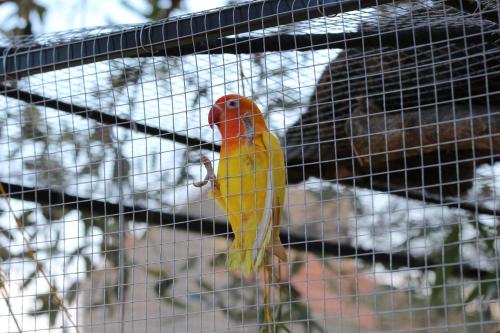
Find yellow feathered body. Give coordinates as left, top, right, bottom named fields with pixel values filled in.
left=195, top=94, right=287, bottom=327
left=212, top=131, right=286, bottom=275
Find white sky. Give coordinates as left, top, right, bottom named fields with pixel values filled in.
left=40, top=0, right=226, bottom=32
left=1, top=0, right=226, bottom=34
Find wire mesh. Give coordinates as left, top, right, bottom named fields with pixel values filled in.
left=0, top=0, right=499, bottom=332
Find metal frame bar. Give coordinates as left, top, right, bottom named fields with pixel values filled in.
left=4, top=82, right=499, bottom=216
left=0, top=84, right=219, bottom=151
left=0, top=0, right=396, bottom=80
left=1, top=180, right=489, bottom=279
left=1, top=25, right=496, bottom=80
left=151, top=29, right=496, bottom=56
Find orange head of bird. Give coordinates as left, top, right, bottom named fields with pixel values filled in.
left=208, top=94, right=267, bottom=139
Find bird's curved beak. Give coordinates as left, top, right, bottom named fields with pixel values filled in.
left=208, top=107, right=214, bottom=129
left=208, top=103, right=223, bottom=129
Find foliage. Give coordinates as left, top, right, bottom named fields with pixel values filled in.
left=0, top=0, right=46, bottom=35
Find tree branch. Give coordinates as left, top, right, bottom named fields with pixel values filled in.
left=0, top=83, right=220, bottom=152
left=445, top=0, right=499, bottom=25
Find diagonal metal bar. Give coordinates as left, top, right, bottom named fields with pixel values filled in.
left=0, top=0, right=396, bottom=80
left=1, top=180, right=491, bottom=279
left=285, top=168, right=500, bottom=217
left=3, top=82, right=499, bottom=216
left=366, top=182, right=500, bottom=217
left=0, top=83, right=220, bottom=152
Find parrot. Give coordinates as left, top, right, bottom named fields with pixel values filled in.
left=194, top=94, right=287, bottom=326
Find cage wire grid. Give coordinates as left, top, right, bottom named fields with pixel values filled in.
left=0, top=0, right=499, bottom=332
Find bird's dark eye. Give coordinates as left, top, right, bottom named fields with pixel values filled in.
left=226, top=99, right=239, bottom=109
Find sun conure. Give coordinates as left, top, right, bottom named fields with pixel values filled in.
left=194, top=94, right=287, bottom=325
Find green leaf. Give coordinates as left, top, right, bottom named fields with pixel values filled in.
left=29, top=292, right=61, bottom=326
left=113, top=157, right=130, bottom=180
left=155, top=278, right=174, bottom=298
left=35, top=4, right=47, bottom=19
left=182, top=257, right=198, bottom=271
left=290, top=259, right=304, bottom=276
left=466, top=272, right=499, bottom=303
left=83, top=255, right=93, bottom=272
left=21, top=270, right=37, bottom=289
left=210, top=253, right=227, bottom=268
left=41, top=206, right=65, bottom=221
left=431, top=223, right=461, bottom=307
left=277, top=283, right=326, bottom=333
left=0, top=246, right=10, bottom=260
left=65, top=281, right=80, bottom=304
left=120, top=0, right=141, bottom=14
left=0, top=226, right=15, bottom=240
left=50, top=231, right=61, bottom=252
left=477, top=221, right=498, bottom=254
left=67, top=245, right=88, bottom=266
left=20, top=210, right=35, bottom=227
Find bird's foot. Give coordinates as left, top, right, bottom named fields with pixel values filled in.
left=193, top=155, right=216, bottom=188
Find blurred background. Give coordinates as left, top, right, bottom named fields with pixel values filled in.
left=0, top=1, right=499, bottom=332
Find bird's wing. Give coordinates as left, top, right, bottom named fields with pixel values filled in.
left=251, top=131, right=287, bottom=265
left=251, top=151, right=274, bottom=264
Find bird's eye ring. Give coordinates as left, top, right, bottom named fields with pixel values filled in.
left=226, top=99, right=239, bottom=109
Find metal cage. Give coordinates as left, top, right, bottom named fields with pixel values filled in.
left=0, top=0, right=499, bottom=332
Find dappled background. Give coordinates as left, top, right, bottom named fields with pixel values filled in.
left=0, top=0, right=499, bottom=332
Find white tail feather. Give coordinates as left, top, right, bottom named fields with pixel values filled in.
left=251, top=161, right=273, bottom=263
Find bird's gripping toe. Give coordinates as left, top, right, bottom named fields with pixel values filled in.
left=193, top=155, right=216, bottom=188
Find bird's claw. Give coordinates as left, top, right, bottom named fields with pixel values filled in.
left=193, top=155, right=216, bottom=188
